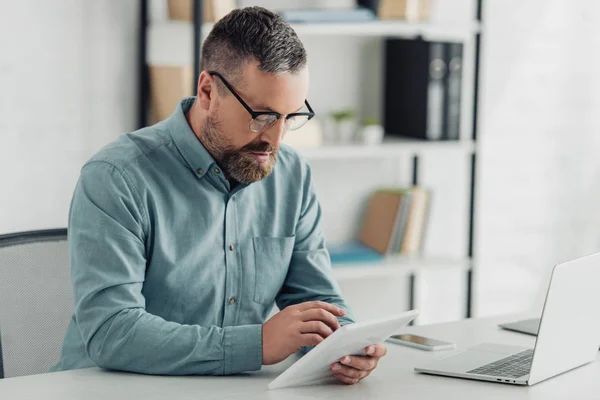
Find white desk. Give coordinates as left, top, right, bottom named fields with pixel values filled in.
left=2, top=314, right=599, bottom=399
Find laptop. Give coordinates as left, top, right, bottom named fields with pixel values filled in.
left=499, top=318, right=540, bottom=336
left=414, top=252, right=600, bottom=385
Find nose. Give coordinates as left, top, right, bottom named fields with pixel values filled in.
left=262, top=118, right=286, bottom=148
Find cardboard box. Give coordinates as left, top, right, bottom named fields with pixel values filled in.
left=379, top=0, right=430, bottom=21
left=149, top=65, right=194, bottom=124
left=167, top=0, right=235, bottom=23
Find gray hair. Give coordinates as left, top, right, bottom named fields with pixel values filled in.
left=200, top=6, right=307, bottom=92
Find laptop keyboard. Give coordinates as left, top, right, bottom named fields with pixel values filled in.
left=467, top=349, right=533, bottom=378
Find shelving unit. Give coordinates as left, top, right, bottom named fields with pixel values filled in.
left=146, top=19, right=479, bottom=65
left=297, top=138, right=475, bottom=160
left=138, top=0, right=483, bottom=320
left=149, top=18, right=480, bottom=38
left=331, top=255, right=471, bottom=281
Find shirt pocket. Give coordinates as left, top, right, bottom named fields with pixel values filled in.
left=252, top=236, right=295, bottom=306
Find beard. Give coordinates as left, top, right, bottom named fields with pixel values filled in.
left=201, top=114, right=278, bottom=184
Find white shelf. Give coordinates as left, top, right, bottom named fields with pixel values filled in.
left=155, top=19, right=479, bottom=37
left=331, top=255, right=472, bottom=281
left=294, top=138, right=475, bottom=160
left=148, top=20, right=479, bottom=65
left=288, top=20, right=479, bottom=40
left=201, top=20, right=480, bottom=39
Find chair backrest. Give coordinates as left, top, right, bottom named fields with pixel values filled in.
left=0, top=229, right=73, bottom=378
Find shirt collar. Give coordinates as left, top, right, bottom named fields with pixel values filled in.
left=167, top=97, right=216, bottom=179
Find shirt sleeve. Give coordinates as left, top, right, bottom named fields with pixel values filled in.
left=275, top=162, right=356, bottom=328
left=69, top=161, right=262, bottom=375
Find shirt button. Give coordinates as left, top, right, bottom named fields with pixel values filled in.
left=229, top=243, right=235, bottom=251
left=229, top=297, right=236, bottom=305
left=197, top=168, right=204, bottom=175
left=214, top=167, right=221, bottom=174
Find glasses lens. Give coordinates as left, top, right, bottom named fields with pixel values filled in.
left=250, top=114, right=278, bottom=133
left=286, top=115, right=310, bottom=131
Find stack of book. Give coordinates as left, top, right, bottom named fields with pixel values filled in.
left=328, top=186, right=431, bottom=265
left=358, top=187, right=431, bottom=256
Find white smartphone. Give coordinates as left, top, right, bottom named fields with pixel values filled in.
left=386, top=334, right=456, bottom=351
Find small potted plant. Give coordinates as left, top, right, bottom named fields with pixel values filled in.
left=360, top=116, right=384, bottom=145
left=330, top=108, right=358, bottom=144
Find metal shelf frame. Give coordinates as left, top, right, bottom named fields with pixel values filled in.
left=137, top=0, right=484, bottom=319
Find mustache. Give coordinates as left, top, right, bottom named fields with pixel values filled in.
left=242, top=141, right=275, bottom=153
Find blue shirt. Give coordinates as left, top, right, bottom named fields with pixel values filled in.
left=53, top=97, right=354, bottom=375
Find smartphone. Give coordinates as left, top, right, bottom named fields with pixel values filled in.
left=386, top=334, right=456, bottom=351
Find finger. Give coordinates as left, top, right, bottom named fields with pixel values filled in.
left=294, top=301, right=345, bottom=316
left=299, top=333, right=324, bottom=348
left=339, top=355, right=377, bottom=371
left=301, top=308, right=340, bottom=331
left=330, top=362, right=369, bottom=380
left=300, top=320, right=333, bottom=339
left=365, top=343, right=387, bottom=357
left=332, top=372, right=359, bottom=385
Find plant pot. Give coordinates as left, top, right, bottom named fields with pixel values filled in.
left=337, top=119, right=357, bottom=144
left=360, top=124, right=384, bottom=145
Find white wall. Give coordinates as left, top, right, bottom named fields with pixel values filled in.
left=0, top=0, right=138, bottom=234
left=476, top=0, right=600, bottom=317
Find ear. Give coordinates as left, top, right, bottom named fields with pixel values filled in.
left=196, top=71, right=214, bottom=111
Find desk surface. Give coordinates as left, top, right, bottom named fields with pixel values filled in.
left=2, top=314, right=599, bottom=400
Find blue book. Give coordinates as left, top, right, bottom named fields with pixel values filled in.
left=328, top=242, right=385, bottom=265
left=279, top=8, right=376, bottom=24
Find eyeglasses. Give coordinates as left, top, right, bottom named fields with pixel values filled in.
left=208, top=71, right=315, bottom=133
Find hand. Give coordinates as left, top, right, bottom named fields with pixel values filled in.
left=330, top=344, right=387, bottom=385
left=262, top=301, right=345, bottom=365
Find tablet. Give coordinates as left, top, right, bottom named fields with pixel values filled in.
left=268, top=309, right=419, bottom=389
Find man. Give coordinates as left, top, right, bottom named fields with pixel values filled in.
left=53, top=6, right=386, bottom=385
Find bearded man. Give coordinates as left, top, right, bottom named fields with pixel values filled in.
left=53, top=6, right=387, bottom=385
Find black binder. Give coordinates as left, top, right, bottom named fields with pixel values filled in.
left=383, top=38, right=463, bottom=141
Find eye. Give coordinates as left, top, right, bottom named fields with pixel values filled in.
left=250, top=114, right=278, bottom=132
left=286, top=115, right=310, bottom=131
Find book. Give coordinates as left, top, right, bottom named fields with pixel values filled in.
left=167, top=0, right=236, bottom=23
left=378, top=0, right=431, bottom=21
left=378, top=188, right=412, bottom=253
left=445, top=42, right=463, bottom=140
left=389, top=191, right=413, bottom=253
left=383, top=38, right=463, bottom=141
left=400, top=187, right=430, bottom=255
left=328, top=242, right=385, bottom=265
left=278, top=8, right=376, bottom=23
left=358, top=191, right=404, bottom=254
left=357, top=187, right=431, bottom=257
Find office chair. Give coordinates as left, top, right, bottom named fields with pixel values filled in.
left=0, top=229, right=72, bottom=378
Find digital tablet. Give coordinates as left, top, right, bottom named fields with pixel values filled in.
left=268, top=309, right=419, bottom=389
